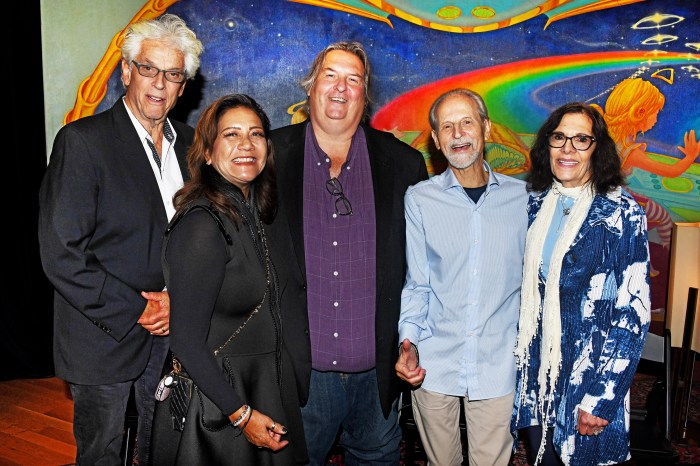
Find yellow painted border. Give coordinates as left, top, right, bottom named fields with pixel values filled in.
left=64, top=0, right=179, bottom=124
left=289, top=0, right=393, bottom=27
left=365, top=0, right=568, bottom=33
left=544, top=0, right=644, bottom=29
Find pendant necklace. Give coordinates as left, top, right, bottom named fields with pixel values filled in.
left=557, top=195, right=575, bottom=232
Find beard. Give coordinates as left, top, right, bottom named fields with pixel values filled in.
left=445, top=149, right=479, bottom=170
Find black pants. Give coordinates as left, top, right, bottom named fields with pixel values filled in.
left=522, top=425, right=565, bottom=466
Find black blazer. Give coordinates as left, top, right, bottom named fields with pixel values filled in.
left=38, top=99, right=192, bottom=384
left=268, top=121, right=428, bottom=417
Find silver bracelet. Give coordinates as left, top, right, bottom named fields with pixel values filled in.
left=232, top=404, right=251, bottom=427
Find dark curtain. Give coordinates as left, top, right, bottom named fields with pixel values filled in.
left=3, top=2, right=55, bottom=380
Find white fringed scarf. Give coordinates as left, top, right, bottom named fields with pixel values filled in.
left=514, top=180, right=594, bottom=464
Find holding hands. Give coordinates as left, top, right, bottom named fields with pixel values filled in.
left=395, top=338, right=426, bottom=387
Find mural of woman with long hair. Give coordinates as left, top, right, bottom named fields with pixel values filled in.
left=593, top=78, right=699, bottom=276
left=597, top=78, right=698, bottom=178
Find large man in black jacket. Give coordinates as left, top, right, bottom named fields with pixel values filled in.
left=269, top=41, right=428, bottom=465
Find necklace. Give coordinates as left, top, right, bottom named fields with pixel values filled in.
left=559, top=195, right=574, bottom=216
left=557, top=195, right=575, bottom=232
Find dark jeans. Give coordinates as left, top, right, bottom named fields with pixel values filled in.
left=522, top=425, right=565, bottom=466
left=69, top=335, right=169, bottom=466
left=302, top=369, right=402, bottom=466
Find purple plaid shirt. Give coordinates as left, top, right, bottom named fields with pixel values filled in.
left=302, top=124, right=376, bottom=372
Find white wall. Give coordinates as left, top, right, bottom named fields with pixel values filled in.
left=40, top=0, right=143, bottom=161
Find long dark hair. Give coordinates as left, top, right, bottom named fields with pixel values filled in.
left=527, top=102, right=625, bottom=194
left=173, top=93, right=276, bottom=224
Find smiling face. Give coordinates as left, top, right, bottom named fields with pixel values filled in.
left=206, top=106, right=268, bottom=198
left=431, top=94, right=491, bottom=170
left=549, top=112, right=595, bottom=188
left=121, top=39, right=186, bottom=130
left=308, top=50, right=366, bottom=134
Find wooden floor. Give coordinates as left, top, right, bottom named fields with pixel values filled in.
left=0, top=377, right=75, bottom=466
left=0, top=374, right=697, bottom=465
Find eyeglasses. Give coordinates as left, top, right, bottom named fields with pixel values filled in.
left=548, top=132, right=596, bottom=151
left=131, top=60, right=186, bottom=83
left=326, top=177, right=353, bottom=216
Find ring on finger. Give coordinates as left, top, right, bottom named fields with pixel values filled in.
left=271, top=422, right=276, bottom=430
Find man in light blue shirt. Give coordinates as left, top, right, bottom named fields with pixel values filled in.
left=395, top=88, right=528, bottom=466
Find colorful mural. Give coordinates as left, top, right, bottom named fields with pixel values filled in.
left=69, top=0, right=699, bottom=312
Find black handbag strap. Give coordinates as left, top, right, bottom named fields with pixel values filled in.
left=165, top=203, right=233, bottom=246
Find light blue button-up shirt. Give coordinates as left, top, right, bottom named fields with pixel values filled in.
left=399, top=162, right=528, bottom=400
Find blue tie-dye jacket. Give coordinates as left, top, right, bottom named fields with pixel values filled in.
left=512, top=186, right=651, bottom=466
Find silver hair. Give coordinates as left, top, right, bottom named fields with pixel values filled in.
left=428, top=88, right=489, bottom=131
left=121, top=13, right=204, bottom=81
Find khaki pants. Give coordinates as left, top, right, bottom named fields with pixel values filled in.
left=411, top=387, right=515, bottom=466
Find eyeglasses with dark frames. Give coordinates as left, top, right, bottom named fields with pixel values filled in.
left=131, top=60, right=187, bottom=83
left=326, top=177, right=353, bottom=216
left=548, top=132, right=596, bottom=151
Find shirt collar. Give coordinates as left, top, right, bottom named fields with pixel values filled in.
left=440, top=160, right=499, bottom=190
left=122, top=97, right=176, bottom=145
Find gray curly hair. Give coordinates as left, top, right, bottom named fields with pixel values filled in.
left=121, top=13, right=204, bottom=81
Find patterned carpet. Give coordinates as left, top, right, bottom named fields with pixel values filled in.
left=324, top=369, right=700, bottom=465
left=626, top=371, right=700, bottom=466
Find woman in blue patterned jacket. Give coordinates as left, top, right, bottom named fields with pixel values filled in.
left=512, top=102, right=651, bottom=466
